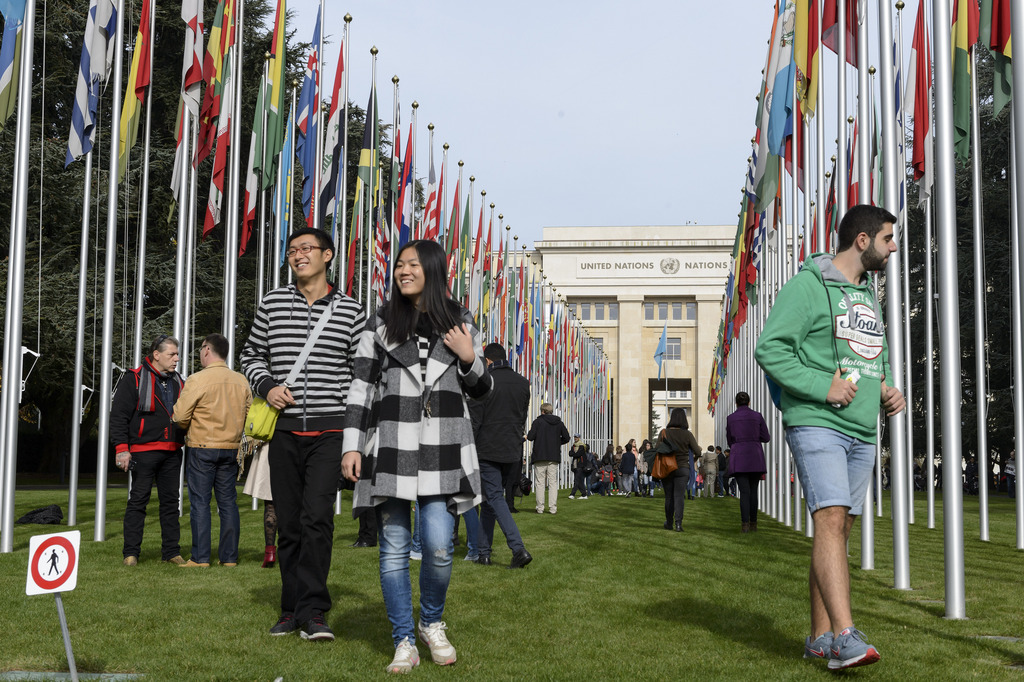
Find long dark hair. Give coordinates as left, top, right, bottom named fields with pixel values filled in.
left=381, top=240, right=463, bottom=344
left=667, top=407, right=689, bottom=430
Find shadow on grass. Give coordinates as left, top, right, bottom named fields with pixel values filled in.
left=647, top=595, right=795, bottom=661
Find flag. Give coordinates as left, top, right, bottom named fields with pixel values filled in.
left=445, top=177, right=461, bottom=288
left=421, top=146, right=438, bottom=241
left=170, top=0, right=204, bottom=194
left=980, top=0, right=1012, bottom=117
left=117, top=0, right=152, bottom=179
left=320, top=36, right=345, bottom=235
left=273, top=103, right=295, bottom=263
left=767, top=0, right=796, bottom=155
left=821, top=0, right=858, bottom=67
left=847, top=117, right=860, bottom=205
left=347, top=83, right=379, bottom=294
left=396, top=124, right=414, bottom=248
left=240, top=75, right=265, bottom=256
left=0, top=0, right=27, bottom=129
left=752, top=2, right=785, bottom=210
left=195, top=0, right=234, bottom=164
left=202, top=48, right=235, bottom=239
left=295, top=7, right=320, bottom=226
left=65, top=0, right=118, bottom=166
left=951, top=0, right=979, bottom=161
left=458, top=190, right=472, bottom=300
left=655, top=324, right=667, bottom=380
left=794, top=0, right=819, bottom=116
left=260, top=0, right=287, bottom=189
left=905, top=0, right=933, bottom=206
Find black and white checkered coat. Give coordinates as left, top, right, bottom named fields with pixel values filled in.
left=343, top=307, right=491, bottom=516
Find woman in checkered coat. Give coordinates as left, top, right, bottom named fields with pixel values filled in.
left=342, top=239, right=491, bottom=674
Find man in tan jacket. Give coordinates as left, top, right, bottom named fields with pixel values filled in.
left=173, top=333, right=252, bottom=567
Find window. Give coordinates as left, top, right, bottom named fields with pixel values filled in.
left=666, top=337, right=681, bottom=360
left=609, top=303, right=618, bottom=320
left=644, top=303, right=654, bottom=320
left=672, top=302, right=682, bottom=320
left=580, top=302, right=591, bottom=320
left=686, top=302, right=697, bottom=320
left=595, top=302, right=605, bottom=321
left=658, top=302, right=668, bottom=320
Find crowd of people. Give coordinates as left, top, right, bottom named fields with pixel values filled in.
left=109, top=207, right=907, bottom=673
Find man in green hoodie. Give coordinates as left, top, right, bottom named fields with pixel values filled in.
left=754, top=205, right=906, bottom=671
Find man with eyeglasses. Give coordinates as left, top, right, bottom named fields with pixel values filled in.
left=172, top=333, right=252, bottom=568
left=241, top=227, right=366, bottom=642
left=111, top=334, right=186, bottom=566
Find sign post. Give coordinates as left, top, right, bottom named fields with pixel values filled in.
left=26, top=530, right=80, bottom=682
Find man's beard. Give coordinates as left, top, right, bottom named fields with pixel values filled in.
left=861, top=242, right=889, bottom=271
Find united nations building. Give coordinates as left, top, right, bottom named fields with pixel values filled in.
left=531, top=225, right=735, bottom=447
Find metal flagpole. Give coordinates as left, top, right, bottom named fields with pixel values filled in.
left=931, top=0, right=966, bottom=618
left=365, top=48, right=378, bottom=312
left=93, top=0, right=127, bottom=543
left=815, top=0, right=826, bottom=250
left=312, top=0, right=325, bottom=231
left=256, top=58, right=270, bottom=312
left=69, top=152, right=95, bottom=528
left=836, top=0, right=848, bottom=217
left=132, top=0, right=156, bottom=368
left=1011, top=124, right=1024, bottom=549
left=442, top=143, right=450, bottom=245
left=425, top=123, right=434, bottom=242
left=896, top=0, right=912, bottom=522
left=0, top=0, right=37, bottom=552
left=969, top=47, right=989, bottom=541
left=410, top=101, right=418, bottom=242
left=924, top=198, right=936, bottom=528
left=390, top=75, right=399, bottom=270
left=878, top=0, right=911, bottom=584
left=223, top=0, right=245, bottom=367
left=173, top=114, right=191, bottom=345
left=335, top=14, right=351, bottom=285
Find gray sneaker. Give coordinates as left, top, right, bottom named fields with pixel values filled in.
left=828, top=627, right=880, bottom=670
left=803, top=631, right=833, bottom=660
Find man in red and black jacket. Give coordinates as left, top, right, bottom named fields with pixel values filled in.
left=111, top=334, right=185, bottom=566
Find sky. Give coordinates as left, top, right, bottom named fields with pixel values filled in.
left=285, top=1, right=919, bottom=249
left=280, top=1, right=767, bottom=248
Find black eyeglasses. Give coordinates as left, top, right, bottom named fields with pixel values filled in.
left=286, top=244, right=324, bottom=258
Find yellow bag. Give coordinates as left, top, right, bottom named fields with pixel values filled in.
left=244, top=397, right=279, bottom=441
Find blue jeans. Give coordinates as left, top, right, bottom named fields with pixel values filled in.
left=377, top=496, right=455, bottom=646
left=411, top=501, right=422, bottom=554
left=186, top=447, right=240, bottom=564
left=785, top=426, right=875, bottom=515
left=478, top=460, right=525, bottom=557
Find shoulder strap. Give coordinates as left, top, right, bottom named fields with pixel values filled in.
left=284, top=299, right=338, bottom=386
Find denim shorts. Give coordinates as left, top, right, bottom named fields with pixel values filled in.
left=785, top=426, right=876, bottom=516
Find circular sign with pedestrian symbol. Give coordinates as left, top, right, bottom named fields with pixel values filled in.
left=26, top=531, right=80, bottom=595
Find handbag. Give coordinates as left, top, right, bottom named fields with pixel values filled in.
left=243, top=300, right=338, bottom=441
left=651, top=453, right=679, bottom=479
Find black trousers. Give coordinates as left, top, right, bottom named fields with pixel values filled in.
left=123, top=448, right=182, bottom=560
left=357, top=507, right=378, bottom=544
left=735, top=473, right=761, bottom=524
left=569, top=468, right=588, bottom=497
left=269, top=431, right=343, bottom=624
left=661, top=471, right=689, bottom=524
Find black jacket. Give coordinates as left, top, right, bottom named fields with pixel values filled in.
left=470, top=362, right=530, bottom=464
left=526, top=414, right=571, bottom=464
left=110, top=361, right=184, bottom=455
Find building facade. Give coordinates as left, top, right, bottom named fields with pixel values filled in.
left=533, top=225, right=734, bottom=448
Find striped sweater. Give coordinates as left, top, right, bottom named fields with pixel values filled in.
left=240, top=284, right=366, bottom=432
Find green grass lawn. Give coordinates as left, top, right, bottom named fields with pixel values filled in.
left=0, top=485, right=1022, bottom=680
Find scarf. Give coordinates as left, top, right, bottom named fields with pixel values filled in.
left=136, top=357, right=182, bottom=413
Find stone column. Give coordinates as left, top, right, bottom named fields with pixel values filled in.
left=694, top=295, right=723, bottom=446
left=616, top=294, right=644, bottom=444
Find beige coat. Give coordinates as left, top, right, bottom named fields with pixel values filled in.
left=173, top=361, right=252, bottom=449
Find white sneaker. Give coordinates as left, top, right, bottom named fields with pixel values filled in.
left=409, top=551, right=422, bottom=561
left=386, top=637, right=420, bottom=674
left=418, top=621, right=457, bottom=665
left=568, top=495, right=575, bottom=500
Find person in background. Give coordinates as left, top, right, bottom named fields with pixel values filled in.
left=526, top=402, right=571, bottom=513
left=656, top=408, right=700, bottom=531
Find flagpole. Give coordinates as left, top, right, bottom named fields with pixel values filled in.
left=931, top=0, right=966, bottom=618
left=312, top=0, right=325, bottom=231
left=0, top=0, right=36, bottom=551
left=836, top=0, right=848, bottom=217
left=424, top=123, right=434, bottom=242
left=390, top=74, right=399, bottom=274
left=815, top=0, right=825, bottom=250
left=442, top=142, right=449, bottom=246
left=410, top=101, right=418, bottom=242
left=173, top=108, right=191, bottom=344
left=223, top=0, right=244, bottom=366
left=256, top=57, right=270, bottom=310
left=1011, top=125, right=1024, bottom=549
left=967, top=45, right=990, bottom=541
left=896, top=0, right=914, bottom=524
left=91, top=0, right=126, bottom=544
left=335, top=14, right=351, bottom=286
left=132, top=0, right=156, bottom=368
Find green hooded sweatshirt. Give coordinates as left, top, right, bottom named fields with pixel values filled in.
left=754, top=253, right=891, bottom=442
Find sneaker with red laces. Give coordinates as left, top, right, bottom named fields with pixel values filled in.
left=269, top=613, right=299, bottom=636
left=417, top=621, right=456, bottom=665
left=300, top=612, right=335, bottom=641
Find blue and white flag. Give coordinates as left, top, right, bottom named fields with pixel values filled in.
left=274, top=106, right=295, bottom=265
left=0, top=0, right=26, bottom=127
left=65, top=0, right=117, bottom=166
left=655, top=323, right=668, bottom=380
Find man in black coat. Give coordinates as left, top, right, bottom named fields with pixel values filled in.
left=526, top=404, right=570, bottom=513
left=470, top=343, right=533, bottom=568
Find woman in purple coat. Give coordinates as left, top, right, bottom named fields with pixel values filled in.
left=725, top=391, right=770, bottom=533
